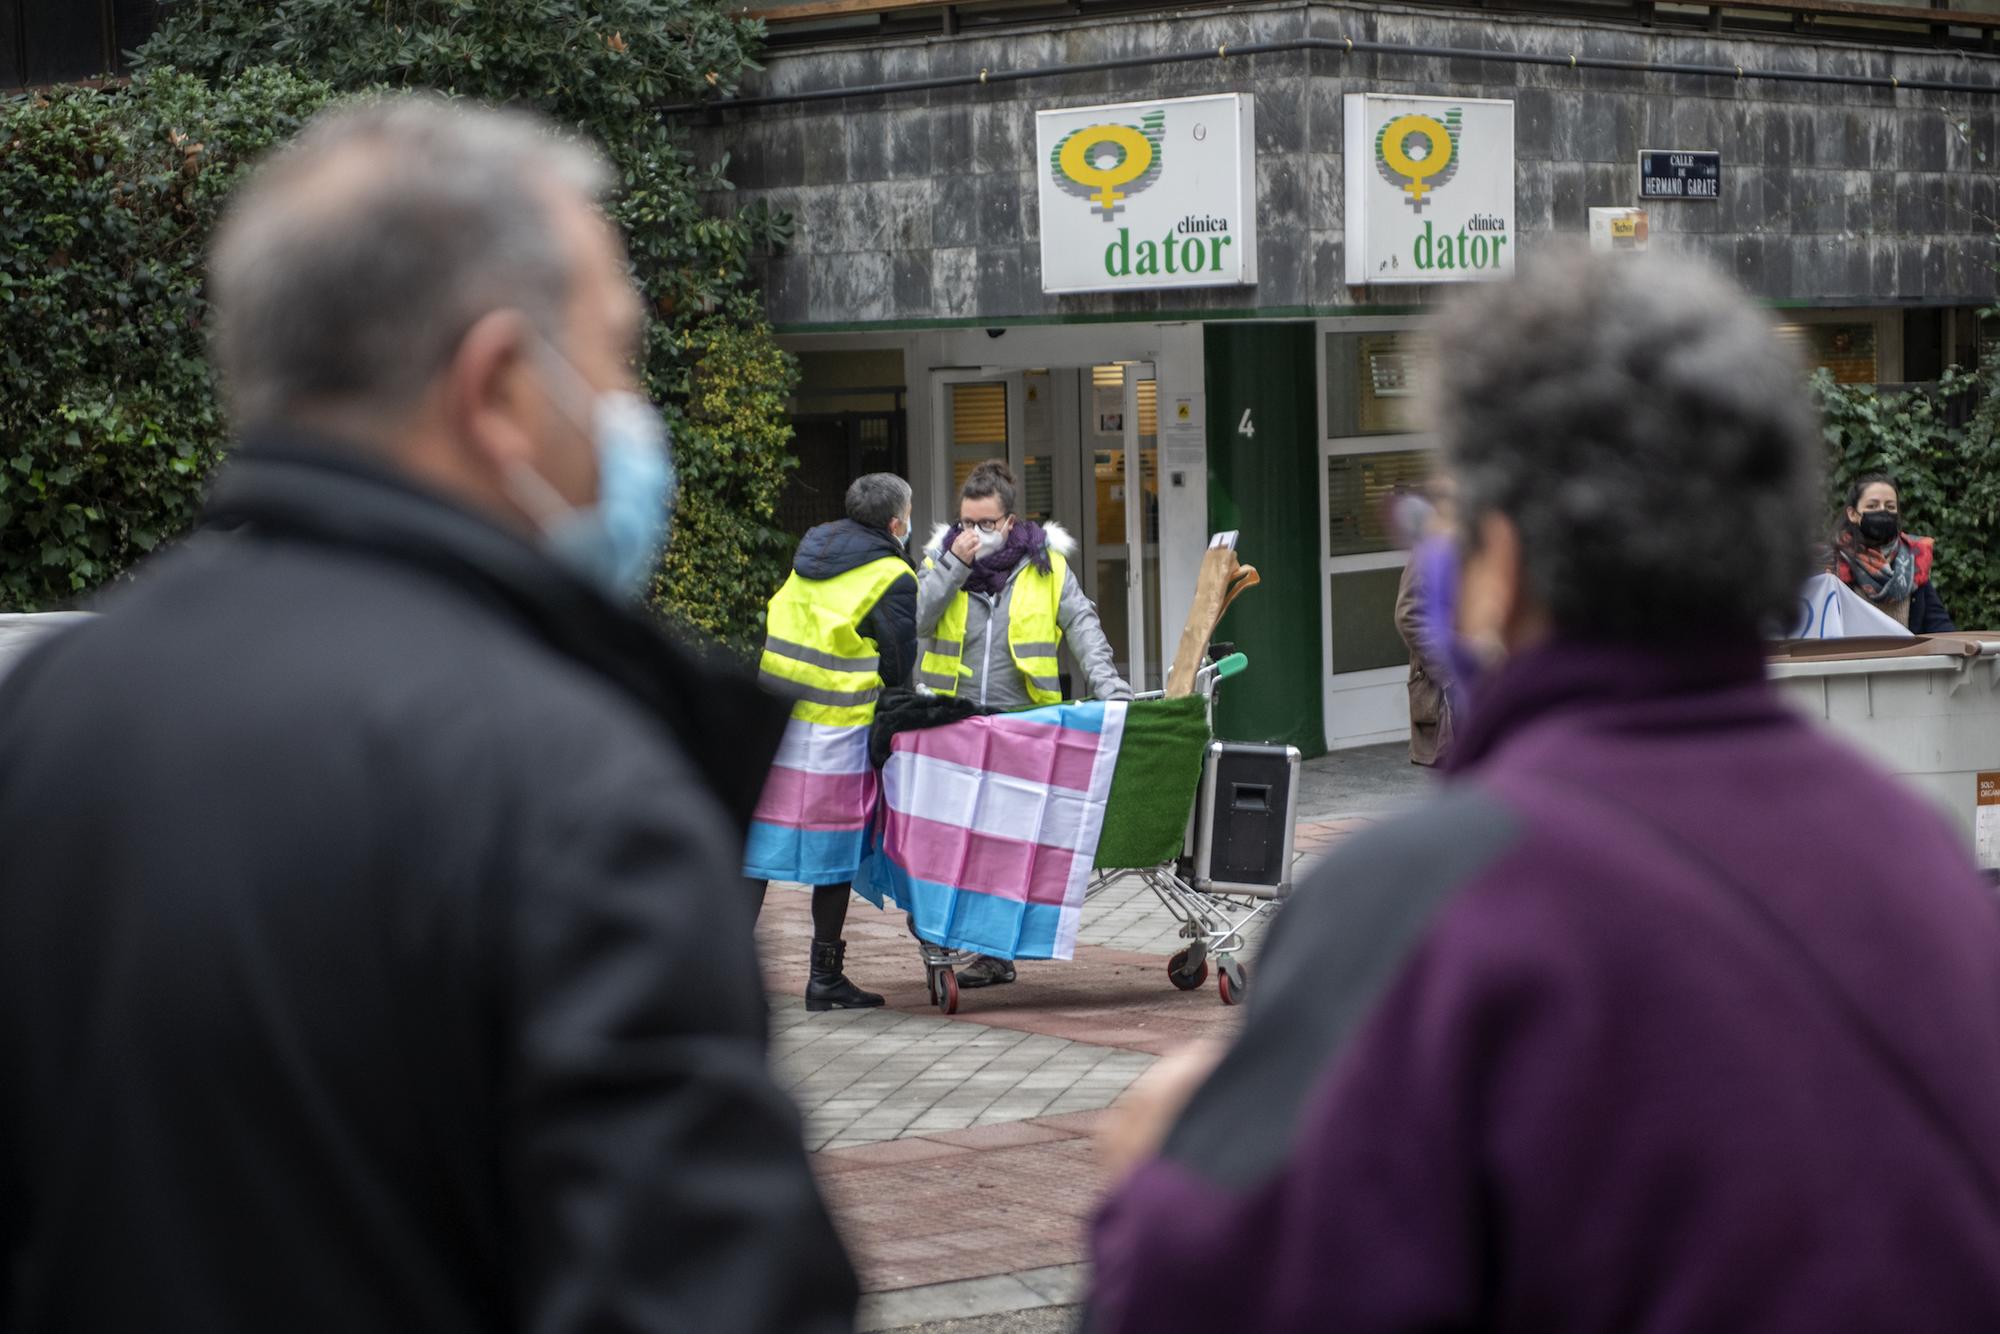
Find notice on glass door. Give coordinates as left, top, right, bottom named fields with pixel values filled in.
left=1094, top=383, right=1124, bottom=435
left=1166, top=392, right=1204, bottom=444
left=1157, top=393, right=1203, bottom=507
left=1164, top=391, right=1205, bottom=474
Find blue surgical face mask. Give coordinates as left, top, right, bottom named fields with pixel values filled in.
left=506, top=346, right=677, bottom=601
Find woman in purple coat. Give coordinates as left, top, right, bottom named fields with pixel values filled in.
left=1090, top=253, right=2000, bottom=1333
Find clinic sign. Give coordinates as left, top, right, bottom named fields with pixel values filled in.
left=1036, top=94, right=1259, bottom=295
left=1343, top=94, right=1515, bottom=286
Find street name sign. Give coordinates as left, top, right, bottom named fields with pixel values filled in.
left=1639, top=150, right=1721, bottom=201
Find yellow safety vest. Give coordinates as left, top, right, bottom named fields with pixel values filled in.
left=759, top=555, right=914, bottom=728
left=918, top=552, right=1067, bottom=706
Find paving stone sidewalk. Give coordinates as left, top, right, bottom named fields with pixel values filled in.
left=756, top=744, right=1433, bottom=1329
left=771, top=1002, right=1157, bottom=1151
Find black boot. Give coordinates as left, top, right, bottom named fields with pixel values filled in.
left=805, top=940, right=884, bottom=1012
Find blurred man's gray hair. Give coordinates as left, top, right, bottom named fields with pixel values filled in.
left=846, top=473, right=913, bottom=531
left=1433, top=251, right=1823, bottom=639
left=209, top=95, right=612, bottom=430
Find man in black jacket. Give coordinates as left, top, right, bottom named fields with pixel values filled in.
left=746, top=472, right=917, bottom=1011
left=0, top=98, right=856, bottom=1332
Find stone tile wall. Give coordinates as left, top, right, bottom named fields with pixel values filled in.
left=687, top=2, right=2000, bottom=326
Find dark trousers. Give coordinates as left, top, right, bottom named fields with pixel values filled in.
left=750, top=879, right=853, bottom=943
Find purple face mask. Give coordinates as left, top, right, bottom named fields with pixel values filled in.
left=1413, top=534, right=1482, bottom=716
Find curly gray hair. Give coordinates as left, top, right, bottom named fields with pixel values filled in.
left=1433, top=252, right=1823, bottom=640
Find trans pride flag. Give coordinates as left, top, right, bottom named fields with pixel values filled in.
left=856, top=701, right=1128, bottom=960
left=743, top=718, right=877, bottom=885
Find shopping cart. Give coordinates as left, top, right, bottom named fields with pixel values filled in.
left=911, top=652, right=1299, bottom=1014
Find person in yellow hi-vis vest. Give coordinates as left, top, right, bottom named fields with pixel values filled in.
left=746, top=474, right=917, bottom=1010
left=916, top=459, right=1131, bottom=989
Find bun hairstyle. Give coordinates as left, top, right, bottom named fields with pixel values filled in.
left=962, top=459, right=1018, bottom=516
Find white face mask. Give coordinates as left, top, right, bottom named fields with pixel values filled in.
left=974, top=525, right=1006, bottom=557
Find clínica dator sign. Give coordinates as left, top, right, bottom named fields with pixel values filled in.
left=1035, top=94, right=1259, bottom=295
left=1344, top=93, right=1516, bottom=286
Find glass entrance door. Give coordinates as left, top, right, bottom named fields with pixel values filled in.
left=1318, top=326, right=1437, bottom=747
left=1076, top=364, right=1159, bottom=692
left=929, top=364, right=1160, bottom=697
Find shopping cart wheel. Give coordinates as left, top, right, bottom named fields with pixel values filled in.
left=1217, top=959, right=1247, bottom=1007
left=1166, top=948, right=1209, bottom=991
left=935, top=968, right=960, bottom=1015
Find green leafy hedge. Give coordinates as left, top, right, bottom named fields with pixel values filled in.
left=3, top=0, right=796, bottom=651
left=138, top=0, right=797, bottom=653
left=1, top=68, right=336, bottom=610
left=1812, top=366, right=2000, bottom=631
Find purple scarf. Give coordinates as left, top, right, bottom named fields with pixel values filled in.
left=950, top=519, right=1051, bottom=596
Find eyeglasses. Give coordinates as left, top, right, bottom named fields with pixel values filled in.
left=963, top=517, right=1010, bottom=533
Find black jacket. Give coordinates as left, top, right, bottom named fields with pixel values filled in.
left=1911, top=579, right=1957, bottom=635
left=790, top=518, right=917, bottom=688
left=0, top=440, right=857, bottom=1333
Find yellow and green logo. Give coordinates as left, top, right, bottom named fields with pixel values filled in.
left=1375, top=109, right=1462, bottom=214
left=1051, top=110, right=1166, bottom=220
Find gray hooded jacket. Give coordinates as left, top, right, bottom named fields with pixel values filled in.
left=915, top=521, right=1132, bottom=709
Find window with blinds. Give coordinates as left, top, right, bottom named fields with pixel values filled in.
left=949, top=382, right=1007, bottom=445
left=1326, top=449, right=1434, bottom=557
left=1022, top=454, right=1055, bottom=522
left=1326, top=331, right=1436, bottom=437
left=948, top=381, right=1008, bottom=494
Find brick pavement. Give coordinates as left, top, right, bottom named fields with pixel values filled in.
left=760, top=874, right=1255, bottom=1053
left=816, top=1123, right=1106, bottom=1292
left=757, top=815, right=1377, bottom=1296
left=759, top=883, right=1238, bottom=1297
left=755, top=745, right=1431, bottom=1325
left=769, top=1000, right=1157, bottom=1150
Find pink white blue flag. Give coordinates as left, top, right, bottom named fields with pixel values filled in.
left=856, top=700, right=1127, bottom=960
left=744, top=718, right=877, bottom=884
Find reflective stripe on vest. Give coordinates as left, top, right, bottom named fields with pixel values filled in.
left=760, top=554, right=913, bottom=728
left=918, top=552, right=1067, bottom=706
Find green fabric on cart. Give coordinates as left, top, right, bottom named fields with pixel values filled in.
left=1094, top=695, right=1211, bottom=869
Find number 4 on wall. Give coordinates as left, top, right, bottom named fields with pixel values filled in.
left=1237, top=408, right=1256, bottom=439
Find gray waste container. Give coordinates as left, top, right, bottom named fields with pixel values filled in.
left=1768, top=634, right=2000, bottom=875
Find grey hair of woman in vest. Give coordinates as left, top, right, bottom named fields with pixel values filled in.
left=208, top=95, right=611, bottom=432
left=845, top=473, right=913, bottom=530
left=1432, top=250, right=1823, bottom=641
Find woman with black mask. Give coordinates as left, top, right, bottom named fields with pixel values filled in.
left=1828, top=474, right=1956, bottom=633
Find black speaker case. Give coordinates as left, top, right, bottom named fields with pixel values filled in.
left=1193, top=740, right=1301, bottom=898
